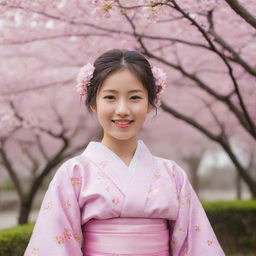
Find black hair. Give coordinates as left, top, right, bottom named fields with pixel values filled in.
left=85, top=49, right=160, bottom=116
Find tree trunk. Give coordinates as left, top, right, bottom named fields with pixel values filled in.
left=235, top=172, right=242, bottom=199
left=18, top=197, right=34, bottom=224
left=183, top=155, right=201, bottom=193
left=190, top=163, right=199, bottom=193
left=221, top=142, right=256, bottom=198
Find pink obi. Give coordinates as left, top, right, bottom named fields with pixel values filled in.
left=82, top=218, right=170, bottom=256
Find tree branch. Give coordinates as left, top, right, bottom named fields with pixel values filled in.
left=0, top=142, right=24, bottom=198
left=224, top=0, right=256, bottom=29
left=169, top=1, right=256, bottom=137
left=1, top=79, right=73, bottom=96
left=1, top=33, right=110, bottom=45
left=35, top=134, right=49, bottom=161
left=161, top=100, right=256, bottom=195
left=18, top=140, right=39, bottom=175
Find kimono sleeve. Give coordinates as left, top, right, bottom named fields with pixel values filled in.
left=24, top=159, right=85, bottom=256
left=169, top=162, right=225, bottom=256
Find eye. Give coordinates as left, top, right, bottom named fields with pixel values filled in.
left=104, top=96, right=115, bottom=100
left=131, top=96, right=141, bottom=100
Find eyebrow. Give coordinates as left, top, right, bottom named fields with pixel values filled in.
left=101, top=89, right=144, bottom=94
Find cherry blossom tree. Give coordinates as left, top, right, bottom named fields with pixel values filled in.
left=0, top=0, right=256, bottom=209
left=122, top=0, right=256, bottom=196
left=0, top=85, right=102, bottom=224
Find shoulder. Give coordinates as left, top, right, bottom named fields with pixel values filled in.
left=154, top=156, right=176, bottom=168
left=47, top=154, right=93, bottom=194
left=154, top=156, right=193, bottom=197
left=53, top=153, right=92, bottom=180
left=154, top=156, right=188, bottom=183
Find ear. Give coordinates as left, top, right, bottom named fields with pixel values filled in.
left=90, top=104, right=97, bottom=113
left=147, top=103, right=153, bottom=113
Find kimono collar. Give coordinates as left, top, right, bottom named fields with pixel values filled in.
left=82, top=139, right=157, bottom=214
left=83, top=140, right=143, bottom=171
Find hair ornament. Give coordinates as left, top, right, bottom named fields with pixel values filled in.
left=151, top=66, right=167, bottom=92
left=76, top=63, right=95, bottom=104
left=75, top=63, right=167, bottom=108
left=151, top=66, right=167, bottom=107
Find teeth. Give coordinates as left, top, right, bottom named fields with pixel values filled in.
left=115, top=121, right=130, bottom=125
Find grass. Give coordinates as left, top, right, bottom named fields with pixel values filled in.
left=202, top=199, right=256, bottom=210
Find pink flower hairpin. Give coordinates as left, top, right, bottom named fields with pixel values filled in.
left=76, top=63, right=167, bottom=108
left=152, top=66, right=167, bottom=107
left=76, top=63, right=95, bottom=104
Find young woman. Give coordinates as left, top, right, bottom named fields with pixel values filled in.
left=24, top=49, right=225, bottom=256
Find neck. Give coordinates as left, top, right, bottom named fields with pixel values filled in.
left=101, top=136, right=138, bottom=159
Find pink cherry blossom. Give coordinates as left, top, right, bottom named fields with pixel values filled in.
left=76, top=63, right=95, bottom=96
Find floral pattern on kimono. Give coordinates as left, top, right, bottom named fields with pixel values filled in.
left=24, top=139, right=225, bottom=256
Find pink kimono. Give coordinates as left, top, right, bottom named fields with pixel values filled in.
left=24, top=140, right=225, bottom=256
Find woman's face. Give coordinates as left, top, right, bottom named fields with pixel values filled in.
left=91, top=69, right=153, bottom=143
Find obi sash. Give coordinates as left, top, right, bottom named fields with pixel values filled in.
left=82, top=218, right=170, bottom=255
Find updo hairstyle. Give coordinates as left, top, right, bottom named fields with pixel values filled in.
left=85, top=49, right=159, bottom=115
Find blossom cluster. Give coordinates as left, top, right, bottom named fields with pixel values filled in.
left=76, top=63, right=95, bottom=97
left=151, top=66, right=167, bottom=107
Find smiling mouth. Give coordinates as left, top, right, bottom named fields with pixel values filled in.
left=112, top=120, right=134, bottom=125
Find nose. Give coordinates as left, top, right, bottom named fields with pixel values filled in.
left=115, top=99, right=130, bottom=116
